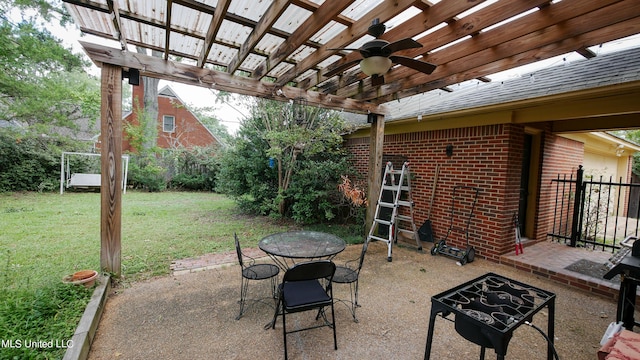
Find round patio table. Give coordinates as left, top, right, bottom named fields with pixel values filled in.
left=259, top=230, right=346, bottom=270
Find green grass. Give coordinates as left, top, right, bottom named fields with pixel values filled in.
left=0, top=191, right=364, bottom=359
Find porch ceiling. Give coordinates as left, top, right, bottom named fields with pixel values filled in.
left=62, top=0, right=640, bottom=115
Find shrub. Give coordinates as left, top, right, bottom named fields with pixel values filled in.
left=127, top=154, right=167, bottom=192
left=165, top=146, right=220, bottom=191
left=0, top=129, right=89, bottom=192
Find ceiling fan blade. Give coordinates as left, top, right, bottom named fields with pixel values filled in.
left=328, top=47, right=363, bottom=52
left=382, top=38, right=422, bottom=54
left=371, top=74, right=385, bottom=86
left=324, top=58, right=362, bottom=78
left=390, top=55, right=436, bottom=74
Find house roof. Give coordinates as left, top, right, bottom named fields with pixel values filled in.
left=157, top=85, right=225, bottom=147
left=62, top=0, right=640, bottom=119
left=385, top=45, right=640, bottom=121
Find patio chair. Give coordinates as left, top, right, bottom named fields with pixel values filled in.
left=332, top=240, right=368, bottom=322
left=235, top=233, right=280, bottom=320
left=272, top=260, right=337, bottom=360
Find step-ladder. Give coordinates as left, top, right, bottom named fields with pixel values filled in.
left=367, top=161, right=422, bottom=262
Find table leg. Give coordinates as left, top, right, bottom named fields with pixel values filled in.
left=618, top=276, right=637, bottom=331
left=423, top=308, right=438, bottom=360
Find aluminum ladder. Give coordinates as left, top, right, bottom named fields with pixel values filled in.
left=367, top=161, right=422, bottom=262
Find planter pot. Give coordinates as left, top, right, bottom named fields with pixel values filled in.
left=63, top=270, right=99, bottom=288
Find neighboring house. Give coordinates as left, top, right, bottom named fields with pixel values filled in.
left=95, top=84, right=221, bottom=152
left=344, top=46, right=640, bottom=262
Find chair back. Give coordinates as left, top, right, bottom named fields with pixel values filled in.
left=234, top=233, right=244, bottom=268
left=356, top=240, right=369, bottom=273
left=284, top=260, right=336, bottom=283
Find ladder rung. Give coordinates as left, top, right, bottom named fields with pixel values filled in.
left=397, top=229, right=416, bottom=236
left=368, top=235, right=391, bottom=243
left=382, top=185, right=397, bottom=191
left=396, top=200, right=412, bottom=207
left=374, top=219, right=393, bottom=226
left=378, top=202, right=395, bottom=208
left=396, top=215, right=414, bottom=222
left=397, top=186, right=410, bottom=191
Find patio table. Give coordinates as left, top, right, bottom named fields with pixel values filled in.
left=259, top=230, right=346, bottom=270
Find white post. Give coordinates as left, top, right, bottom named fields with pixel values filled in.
left=60, top=152, right=65, bottom=195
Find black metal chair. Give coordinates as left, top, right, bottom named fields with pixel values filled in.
left=272, top=260, right=337, bottom=360
left=332, top=240, right=368, bottom=322
left=234, top=233, right=280, bottom=320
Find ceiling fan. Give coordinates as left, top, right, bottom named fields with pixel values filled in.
left=325, top=18, right=437, bottom=86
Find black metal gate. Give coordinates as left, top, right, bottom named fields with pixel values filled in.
left=548, top=165, right=640, bottom=251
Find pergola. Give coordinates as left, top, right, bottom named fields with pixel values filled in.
left=60, top=0, right=640, bottom=276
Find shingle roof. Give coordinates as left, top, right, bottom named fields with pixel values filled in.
left=384, top=46, right=640, bottom=121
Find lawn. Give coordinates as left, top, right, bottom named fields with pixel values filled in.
left=0, top=191, right=363, bottom=359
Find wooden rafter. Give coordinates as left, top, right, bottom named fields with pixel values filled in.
left=251, top=0, right=353, bottom=79
left=336, top=0, right=640, bottom=102
left=79, top=41, right=387, bottom=115
left=275, top=0, right=417, bottom=87
left=226, top=0, right=289, bottom=74
left=62, top=0, right=640, bottom=105
left=198, top=0, right=231, bottom=67
left=164, top=0, right=173, bottom=60
left=106, top=0, right=127, bottom=50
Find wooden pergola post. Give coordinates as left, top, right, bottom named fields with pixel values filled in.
left=366, top=113, right=385, bottom=236
left=100, top=63, right=123, bottom=277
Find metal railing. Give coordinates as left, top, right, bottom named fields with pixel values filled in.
left=548, top=165, right=640, bottom=252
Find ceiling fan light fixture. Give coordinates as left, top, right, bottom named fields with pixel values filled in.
left=360, top=56, right=392, bottom=76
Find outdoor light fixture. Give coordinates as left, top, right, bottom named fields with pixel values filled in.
left=360, top=56, right=393, bottom=76
left=293, top=97, right=308, bottom=126
left=122, top=68, right=140, bottom=86
left=446, top=144, right=454, bottom=157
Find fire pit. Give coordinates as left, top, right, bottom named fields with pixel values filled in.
left=424, top=272, right=556, bottom=360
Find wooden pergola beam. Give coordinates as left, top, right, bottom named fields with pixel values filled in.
left=79, top=41, right=387, bottom=115
left=366, top=113, right=385, bottom=237
left=99, top=64, right=123, bottom=277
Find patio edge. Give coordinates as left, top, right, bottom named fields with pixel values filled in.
left=62, top=274, right=111, bottom=360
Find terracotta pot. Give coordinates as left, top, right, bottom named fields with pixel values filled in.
left=63, top=270, right=99, bottom=288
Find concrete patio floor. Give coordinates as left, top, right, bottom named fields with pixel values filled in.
left=88, top=241, right=627, bottom=360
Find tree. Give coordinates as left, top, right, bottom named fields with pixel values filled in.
left=612, top=130, right=640, bottom=176
left=218, top=97, right=357, bottom=223
left=256, top=99, right=345, bottom=215
left=189, top=106, right=231, bottom=145
left=0, top=3, right=100, bottom=134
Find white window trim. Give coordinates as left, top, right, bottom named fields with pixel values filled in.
left=163, top=115, right=175, bottom=133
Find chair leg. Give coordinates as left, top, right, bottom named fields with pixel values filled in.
left=236, top=276, right=249, bottom=320
left=330, top=301, right=337, bottom=350
left=351, top=280, right=361, bottom=322
left=282, top=308, right=288, bottom=360
left=271, top=297, right=281, bottom=330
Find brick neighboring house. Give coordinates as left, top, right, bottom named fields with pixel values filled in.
left=96, top=83, right=221, bottom=152
left=344, top=46, right=640, bottom=262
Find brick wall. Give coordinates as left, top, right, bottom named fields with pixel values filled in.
left=155, top=95, right=216, bottom=149
left=123, top=82, right=218, bottom=152
left=346, top=124, right=522, bottom=261
left=536, top=132, right=584, bottom=243
left=345, top=124, right=585, bottom=262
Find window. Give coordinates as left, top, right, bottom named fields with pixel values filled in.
left=163, top=115, right=175, bottom=133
